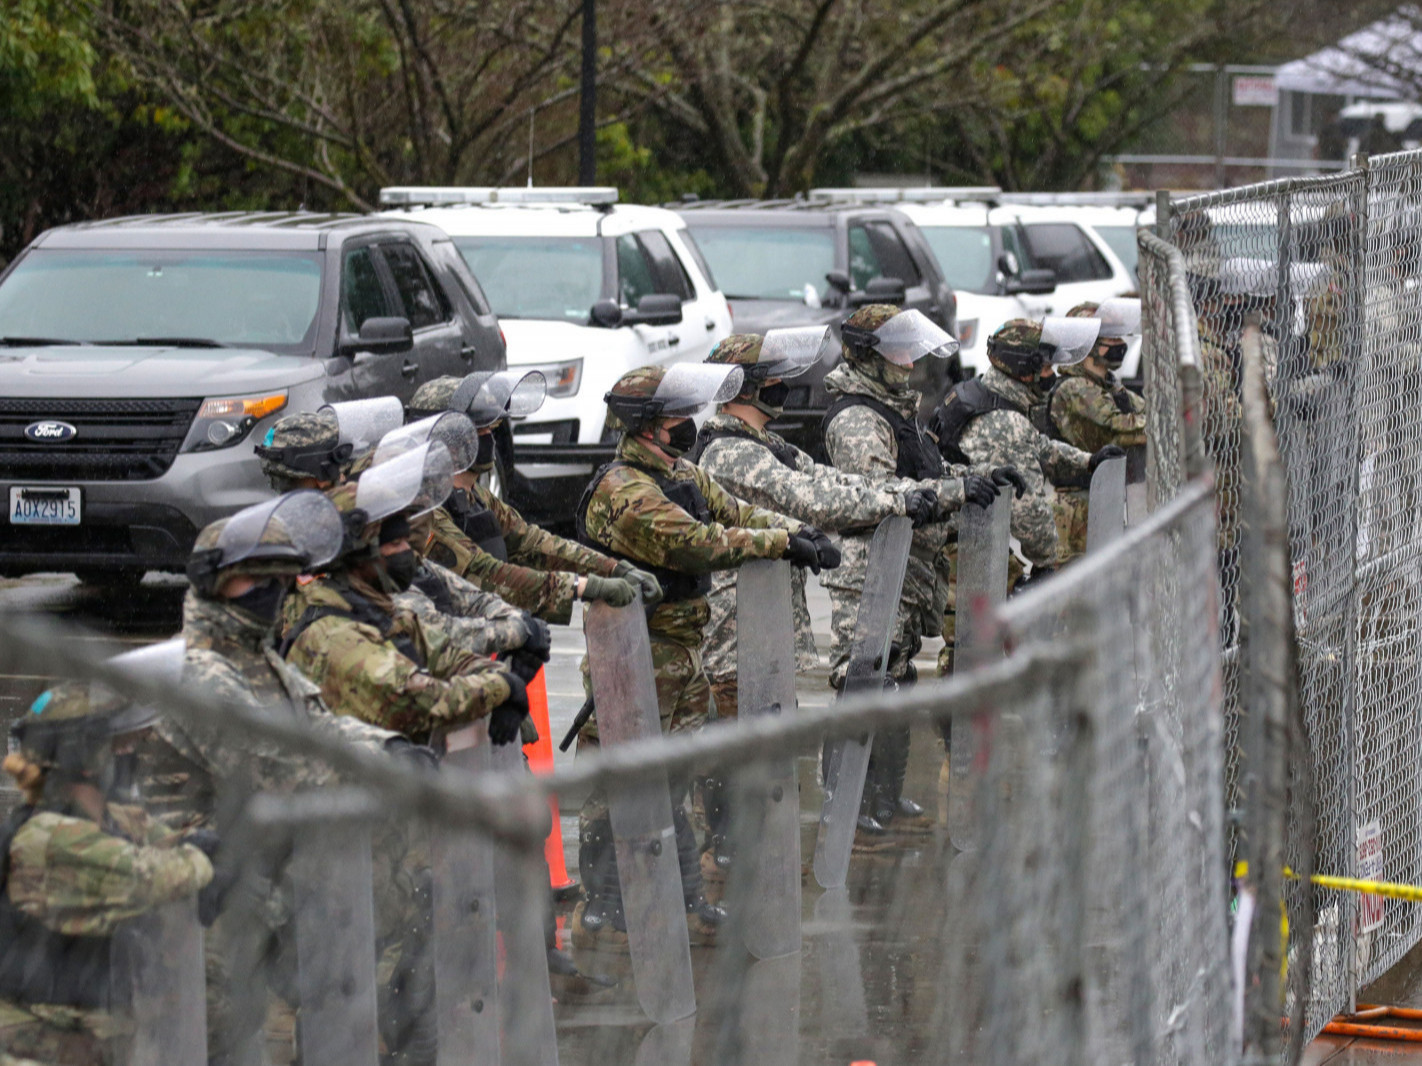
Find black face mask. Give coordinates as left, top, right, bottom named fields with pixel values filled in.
left=754, top=381, right=791, bottom=415
left=1099, top=342, right=1128, bottom=371
left=661, top=420, right=698, bottom=457
left=474, top=433, right=495, bottom=469
left=382, top=548, right=419, bottom=592
left=228, top=579, right=288, bottom=625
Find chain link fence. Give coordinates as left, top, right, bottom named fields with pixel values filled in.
left=1143, top=149, right=1422, bottom=1045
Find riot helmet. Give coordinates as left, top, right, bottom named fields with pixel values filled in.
left=374, top=413, right=479, bottom=472
left=253, top=409, right=349, bottom=490
left=604, top=363, right=744, bottom=435
left=187, top=491, right=345, bottom=598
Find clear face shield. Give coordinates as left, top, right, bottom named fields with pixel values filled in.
left=861, top=309, right=961, bottom=366
left=651, top=363, right=745, bottom=418
left=323, top=397, right=406, bottom=458
left=215, top=490, right=346, bottom=572
left=355, top=441, right=454, bottom=522
left=100, top=638, right=187, bottom=735
left=373, top=413, right=479, bottom=471
left=1039, top=316, right=1102, bottom=368
left=1094, top=298, right=1142, bottom=341
left=453, top=370, right=549, bottom=429
left=754, top=326, right=837, bottom=380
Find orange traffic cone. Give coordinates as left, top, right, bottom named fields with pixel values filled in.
left=524, top=667, right=579, bottom=897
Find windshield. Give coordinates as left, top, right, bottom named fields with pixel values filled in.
left=686, top=225, right=836, bottom=301
left=453, top=237, right=604, bottom=322
left=1093, top=225, right=1140, bottom=282
left=919, top=225, right=996, bottom=294
left=0, top=249, right=324, bottom=351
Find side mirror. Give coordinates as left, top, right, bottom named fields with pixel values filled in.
left=824, top=269, right=852, bottom=294
left=343, top=316, right=413, bottom=355
left=590, top=299, right=623, bottom=328
left=997, top=251, right=1021, bottom=277
left=622, top=293, right=683, bottom=327
left=1004, top=268, right=1057, bottom=296
left=849, top=275, right=907, bottom=307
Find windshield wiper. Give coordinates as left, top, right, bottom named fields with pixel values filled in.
left=109, top=337, right=228, bottom=348
left=0, top=336, right=88, bottom=347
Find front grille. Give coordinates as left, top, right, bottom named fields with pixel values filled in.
left=0, top=398, right=202, bottom=481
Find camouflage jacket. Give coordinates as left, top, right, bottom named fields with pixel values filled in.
left=1049, top=364, right=1146, bottom=454
left=581, top=433, right=797, bottom=649
left=6, top=804, right=211, bottom=937
left=958, top=367, right=1092, bottom=567
left=395, top=558, right=531, bottom=657
left=695, top=412, right=918, bottom=680
left=821, top=363, right=968, bottom=624
left=1196, top=320, right=1243, bottom=550
left=424, top=484, right=618, bottom=624
left=283, top=573, right=513, bottom=743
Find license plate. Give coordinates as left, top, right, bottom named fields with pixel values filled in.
left=9, top=486, right=81, bottom=526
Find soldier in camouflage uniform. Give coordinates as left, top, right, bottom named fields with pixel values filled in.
left=822, top=305, right=1010, bottom=835
left=691, top=327, right=948, bottom=861
left=281, top=445, right=528, bottom=747
left=408, top=373, right=656, bottom=622
left=253, top=409, right=350, bottom=493
left=572, top=363, right=831, bottom=949
left=0, top=685, right=213, bottom=1065
left=1047, top=301, right=1147, bottom=564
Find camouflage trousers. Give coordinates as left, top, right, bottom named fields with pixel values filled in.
left=935, top=548, right=1025, bottom=676
left=1052, top=488, right=1089, bottom=567
left=577, top=636, right=711, bottom=833
left=0, top=1001, right=116, bottom=1066
left=826, top=586, right=922, bottom=690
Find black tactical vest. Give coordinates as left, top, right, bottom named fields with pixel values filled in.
left=575, top=461, right=714, bottom=603
left=821, top=393, right=943, bottom=480
left=0, top=807, right=114, bottom=1009
left=929, top=378, right=1023, bottom=466
left=447, top=489, right=509, bottom=562
left=687, top=423, right=800, bottom=471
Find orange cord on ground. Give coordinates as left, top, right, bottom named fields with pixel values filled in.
left=1324, top=1004, right=1422, bottom=1043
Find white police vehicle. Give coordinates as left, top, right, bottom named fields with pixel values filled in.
left=381, top=187, right=732, bottom=525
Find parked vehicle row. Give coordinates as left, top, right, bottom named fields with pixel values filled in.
left=0, top=184, right=1152, bottom=578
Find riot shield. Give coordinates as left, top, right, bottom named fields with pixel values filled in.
left=290, top=822, right=380, bottom=1066
left=948, top=493, right=1012, bottom=851
left=114, top=897, right=206, bottom=1066
left=489, top=738, right=561, bottom=1066
left=734, top=559, right=801, bottom=960
left=813, top=516, right=914, bottom=891
left=583, top=602, right=696, bottom=1025
left=1085, top=456, right=1128, bottom=553
left=432, top=723, right=501, bottom=1065
left=811, top=887, right=868, bottom=1039
left=735, top=953, right=802, bottom=1066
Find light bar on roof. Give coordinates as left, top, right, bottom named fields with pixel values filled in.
left=997, top=191, right=1153, bottom=208
left=808, top=186, right=1002, bottom=204
left=379, top=186, right=620, bottom=207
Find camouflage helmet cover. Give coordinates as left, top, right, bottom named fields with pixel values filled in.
left=408, top=375, right=464, bottom=419
left=188, top=491, right=345, bottom=594
left=12, top=683, right=114, bottom=777
left=842, top=306, right=957, bottom=367
left=253, top=409, right=348, bottom=485
left=604, top=363, right=742, bottom=432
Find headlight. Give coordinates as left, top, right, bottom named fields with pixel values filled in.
left=524, top=359, right=582, bottom=397
left=181, top=392, right=288, bottom=452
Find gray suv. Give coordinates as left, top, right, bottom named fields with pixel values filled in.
left=0, top=213, right=504, bottom=582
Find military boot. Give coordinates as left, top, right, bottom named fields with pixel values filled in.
left=699, top=772, right=733, bottom=901
left=673, top=803, right=725, bottom=946
left=572, top=819, right=629, bottom=951
left=872, top=727, right=933, bottom=833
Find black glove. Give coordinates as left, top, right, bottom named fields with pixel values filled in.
left=613, top=562, right=665, bottom=606
left=961, top=474, right=999, bottom=509
left=991, top=466, right=1027, bottom=499
left=509, top=649, right=544, bottom=684
left=1013, top=565, right=1056, bottom=594
left=384, top=735, right=440, bottom=773
left=489, top=674, right=530, bottom=745
left=783, top=532, right=821, bottom=573
left=519, top=613, right=552, bottom=661
left=902, top=488, right=939, bottom=528
left=580, top=574, right=638, bottom=608
left=1112, top=389, right=1136, bottom=414
left=181, top=828, right=221, bottom=861
left=1089, top=444, right=1127, bottom=473
left=801, top=526, right=841, bottom=571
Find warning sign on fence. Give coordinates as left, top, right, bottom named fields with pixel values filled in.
left=1357, top=821, right=1385, bottom=934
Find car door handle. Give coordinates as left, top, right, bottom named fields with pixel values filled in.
left=401, top=360, right=419, bottom=379
left=460, top=346, right=478, bottom=361
left=667, top=335, right=681, bottom=347
left=705, top=317, right=716, bottom=331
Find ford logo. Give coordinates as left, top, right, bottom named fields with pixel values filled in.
left=24, top=420, right=78, bottom=443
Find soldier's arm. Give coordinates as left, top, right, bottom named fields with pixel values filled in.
left=594, top=469, right=789, bottom=574
left=287, top=618, right=511, bottom=736
left=693, top=465, right=802, bottom=533
left=271, top=656, right=401, bottom=753
left=822, top=406, right=900, bottom=483
left=433, top=523, right=578, bottom=624
left=11, top=817, right=211, bottom=934
left=1058, top=379, right=1147, bottom=447
left=487, top=491, right=620, bottom=578
left=703, top=438, right=906, bottom=531
left=961, top=413, right=1058, bottom=566
left=1037, top=433, right=1094, bottom=485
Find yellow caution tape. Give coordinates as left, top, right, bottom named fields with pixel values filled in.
left=1284, top=867, right=1422, bottom=903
